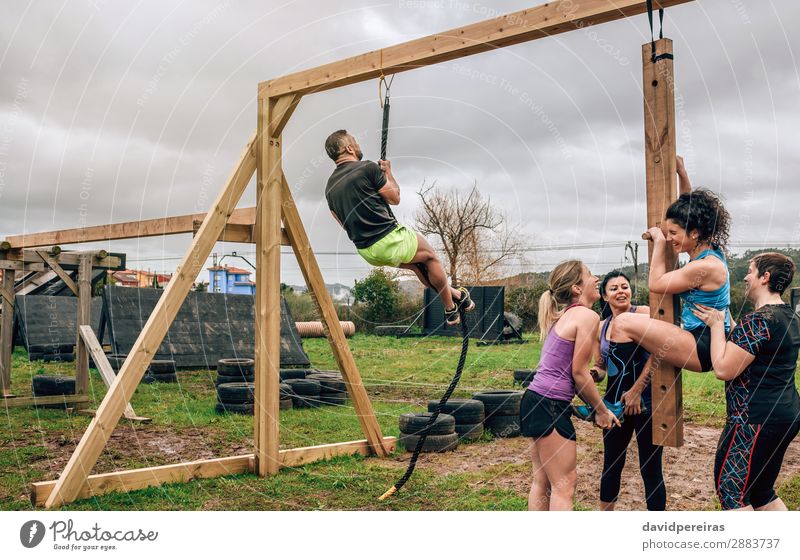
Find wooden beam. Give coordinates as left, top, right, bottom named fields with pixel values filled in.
left=0, top=260, right=45, bottom=272
left=0, top=282, right=13, bottom=306
left=74, top=409, right=151, bottom=422
left=3, top=208, right=257, bottom=249
left=280, top=175, right=390, bottom=457
left=78, top=325, right=146, bottom=422
left=254, top=96, right=284, bottom=477
left=1, top=394, right=91, bottom=408
left=278, top=437, right=396, bottom=467
left=5, top=250, right=122, bottom=269
left=74, top=256, right=92, bottom=400
left=643, top=38, right=682, bottom=447
left=32, top=454, right=254, bottom=507
left=31, top=437, right=396, bottom=506
left=259, top=0, right=694, bottom=98
left=35, top=250, right=78, bottom=296
left=43, top=133, right=257, bottom=509
left=191, top=221, right=292, bottom=245
left=268, top=94, right=301, bottom=137
left=0, top=270, right=14, bottom=395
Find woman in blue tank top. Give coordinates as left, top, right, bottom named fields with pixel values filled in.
left=611, top=156, right=732, bottom=373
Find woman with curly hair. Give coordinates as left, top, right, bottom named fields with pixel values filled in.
left=610, top=156, right=732, bottom=373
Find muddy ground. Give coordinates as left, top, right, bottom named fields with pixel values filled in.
left=386, top=421, right=800, bottom=510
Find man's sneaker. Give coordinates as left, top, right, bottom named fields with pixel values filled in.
left=445, top=305, right=461, bottom=326
left=455, top=287, right=476, bottom=313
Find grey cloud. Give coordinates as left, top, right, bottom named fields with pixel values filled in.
left=2, top=0, right=800, bottom=287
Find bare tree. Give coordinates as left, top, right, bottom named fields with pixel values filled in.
left=414, top=181, right=524, bottom=285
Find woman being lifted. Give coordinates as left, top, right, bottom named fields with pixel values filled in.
left=610, top=156, right=732, bottom=374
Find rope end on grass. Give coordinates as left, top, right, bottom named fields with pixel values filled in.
left=378, top=486, right=398, bottom=501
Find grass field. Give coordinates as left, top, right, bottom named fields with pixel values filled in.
left=1, top=334, right=798, bottom=511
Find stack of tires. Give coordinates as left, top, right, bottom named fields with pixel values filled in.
left=513, top=368, right=536, bottom=388
left=142, top=359, right=177, bottom=383
left=217, top=359, right=254, bottom=384
left=279, top=368, right=315, bottom=382
left=29, top=344, right=74, bottom=363
left=31, top=375, right=76, bottom=408
left=427, top=399, right=485, bottom=442
left=215, top=382, right=255, bottom=415
left=398, top=412, right=459, bottom=452
left=472, top=390, right=523, bottom=438
left=283, top=378, right=321, bottom=408
left=307, top=372, right=348, bottom=406
left=279, top=383, right=294, bottom=410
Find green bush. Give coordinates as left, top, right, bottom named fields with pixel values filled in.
left=352, top=269, right=402, bottom=332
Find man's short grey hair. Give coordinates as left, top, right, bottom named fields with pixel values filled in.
left=325, top=129, right=350, bottom=161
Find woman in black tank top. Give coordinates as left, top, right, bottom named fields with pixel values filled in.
left=596, top=271, right=666, bottom=510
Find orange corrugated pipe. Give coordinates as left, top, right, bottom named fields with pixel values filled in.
left=295, top=321, right=355, bottom=338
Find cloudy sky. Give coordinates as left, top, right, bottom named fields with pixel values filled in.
left=1, top=0, right=798, bottom=287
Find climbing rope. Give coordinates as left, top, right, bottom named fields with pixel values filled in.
left=379, top=303, right=470, bottom=501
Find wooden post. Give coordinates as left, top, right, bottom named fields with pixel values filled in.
left=643, top=38, right=682, bottom=447
left=43, top=134, right=257, bottom=508
left=254, top=96, right=286, bottom=476
left=0, top=270, right=15, bottom=396
left=281, top=176, right=389, bottom=456
left=75, top=254, right=93, bottom=402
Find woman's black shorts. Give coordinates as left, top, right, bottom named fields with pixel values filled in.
left=520, top=389, right=576, bottom=441
left=689, top=326, right=714, bottom=372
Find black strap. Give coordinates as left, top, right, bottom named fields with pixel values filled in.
left=380, top=93, right=390, bottom=161
left=647, top=0, right=673, bottom=63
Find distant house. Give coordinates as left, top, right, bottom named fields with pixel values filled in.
left=110, top=269, right=172, bottom=289
left=208, top=265, right=255, bottom=295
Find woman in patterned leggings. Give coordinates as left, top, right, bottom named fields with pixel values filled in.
left=692, top=252, right=800, bottom=510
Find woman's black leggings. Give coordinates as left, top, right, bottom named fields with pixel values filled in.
left=600, top=410, right=666, bottom=510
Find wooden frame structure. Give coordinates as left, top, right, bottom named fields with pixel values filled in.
left=8, top=0, right=692, bottom=508
left=0, top=249, right=122, bottom=404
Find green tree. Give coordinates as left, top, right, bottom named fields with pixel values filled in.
left=352, top=268, right=400, bottom=330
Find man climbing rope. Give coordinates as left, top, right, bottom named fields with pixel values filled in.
left=324, top=129, right=475, bottom=324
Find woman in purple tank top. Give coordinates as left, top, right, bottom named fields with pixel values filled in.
left=520, top=260, right=620, bottom=510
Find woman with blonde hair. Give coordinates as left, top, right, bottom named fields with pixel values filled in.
left=520, top=260, right=620, bottom=510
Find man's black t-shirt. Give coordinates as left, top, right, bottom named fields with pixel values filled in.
left=727, top=303, right=800, bottom=424
left=325, top=160, right=397, bottom=249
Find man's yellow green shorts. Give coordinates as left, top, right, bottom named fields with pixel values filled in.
left=357, top=225, right=419, bottom=267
